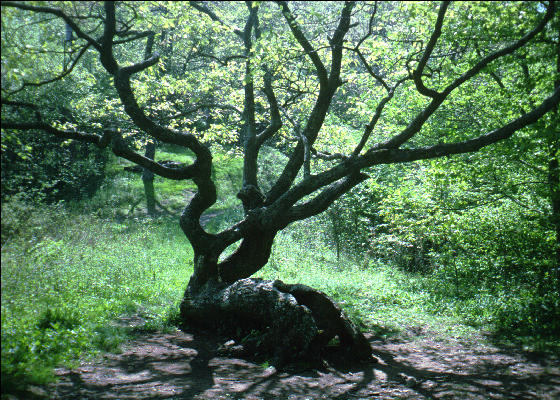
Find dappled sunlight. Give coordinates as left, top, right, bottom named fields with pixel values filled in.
left=2, top=0, right=558, bottom=397
left=48, top=326, right=559, bottom=399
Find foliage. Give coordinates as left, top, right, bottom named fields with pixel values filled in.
left=1, top=0, right=559, bottom=392
left=322, top=151, right=560, bottom=339
left=1, top=129, right=107, bottom=203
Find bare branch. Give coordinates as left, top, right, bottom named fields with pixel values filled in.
left=188, top=1, right=243, bottom=39
left=354, top=1, right=379, bottom=51
left=240, top=2, right=260, bottom=190
left=352, top=77, right=409, bottom=156
left=285, top=172, right=368, bottom=224
left=444, top=2, right=556, bottom=95
left=311, top=149, right=348, bottom=161
left=362, top=87, right=560, bottom=165
left=1, top=100, right=200, bottom=181
left=350, top=47, right=390, bottom=92
left=113, top=30, right=154, bottom=45
left=89, top=2, right=212, bottom=166
left=121, top=52, right=160, bottom=76
left=328, top=1, right=356, bottom=88
left=266, top=86, right=559, bottom=217
left=412, top=1, right=450, bottom=98
left=266, top=2, right=355, bottom=204
left=110, top=132, right=199, bottom=180
left=256, top=68, right=283, bottom=147
left=3, top=44, right=91, bottom=98
left=378, top=2, right=556, bottom=150
left=1, top=100, right=110, bottom=147
left=276, top=1, right=329, bottom=88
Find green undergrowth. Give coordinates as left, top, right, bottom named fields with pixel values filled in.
left=2, top=145, right=558, bottom=393
left=0, top=200, right=451, bottom=394
left=260, top=225, right=480, bottom=340
left=263, top=223, right=550, bottom=350
left=262, top=223, right=559, bottom=353
left=1, top=204, right=192, bottom=393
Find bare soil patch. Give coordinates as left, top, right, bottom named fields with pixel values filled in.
left=35, top=323, right=560, bottom=399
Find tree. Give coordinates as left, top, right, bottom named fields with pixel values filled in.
left=1, top=1, right=559, bottom=363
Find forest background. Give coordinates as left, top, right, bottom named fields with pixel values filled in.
left=1, top=0, right=559, bottom=394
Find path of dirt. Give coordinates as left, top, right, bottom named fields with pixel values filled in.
left=38, top=318, right=560, bottom=400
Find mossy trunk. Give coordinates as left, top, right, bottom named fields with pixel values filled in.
left=179, top=186, right=374, bottom=365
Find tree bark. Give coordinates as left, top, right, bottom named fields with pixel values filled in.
left=180, top=277, right=375, bottom=365
left=551, top=26, right=560, bottom=294
left=549, top=147, right=560, bottom=294
left=218, top=230, right=276, bottom=284
left=142, top=140, right=156, bottom=216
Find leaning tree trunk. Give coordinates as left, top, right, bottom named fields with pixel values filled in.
left=179, top=230, right=375, bottom=365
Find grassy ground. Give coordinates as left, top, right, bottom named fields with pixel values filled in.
left=260, top=221, right=483, bottom=339
left=1, top=207, right=192, bottom=393
left=2, top=147, right=557, bottom=394
left=0, top=202, right=476, bottom=394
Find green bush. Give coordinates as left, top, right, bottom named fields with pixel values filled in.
left=493, top=292, right=560, bottom=338
left=1, top=129, right=108, bottom=203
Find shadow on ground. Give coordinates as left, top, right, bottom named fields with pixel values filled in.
left=38, top=326, right=560, bottom=400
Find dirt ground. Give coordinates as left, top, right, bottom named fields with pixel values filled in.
left=32, top=316, right=559, bottom=400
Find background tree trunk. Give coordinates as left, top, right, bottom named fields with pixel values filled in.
left=142, top=140, right=156, bottom=216
left=549, top=147, right=560, bottom=294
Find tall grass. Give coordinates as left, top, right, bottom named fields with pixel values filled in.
left=1, top=202, right=192, bottom=392
left=1, top=197, right=473, bottom=393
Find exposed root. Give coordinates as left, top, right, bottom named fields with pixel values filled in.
left=180, top=278, right=375, bottom=365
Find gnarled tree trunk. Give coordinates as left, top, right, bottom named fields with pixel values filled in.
left=180, top=276, right=375, bottom=365
left=179, top=217, right=374, bottom=365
